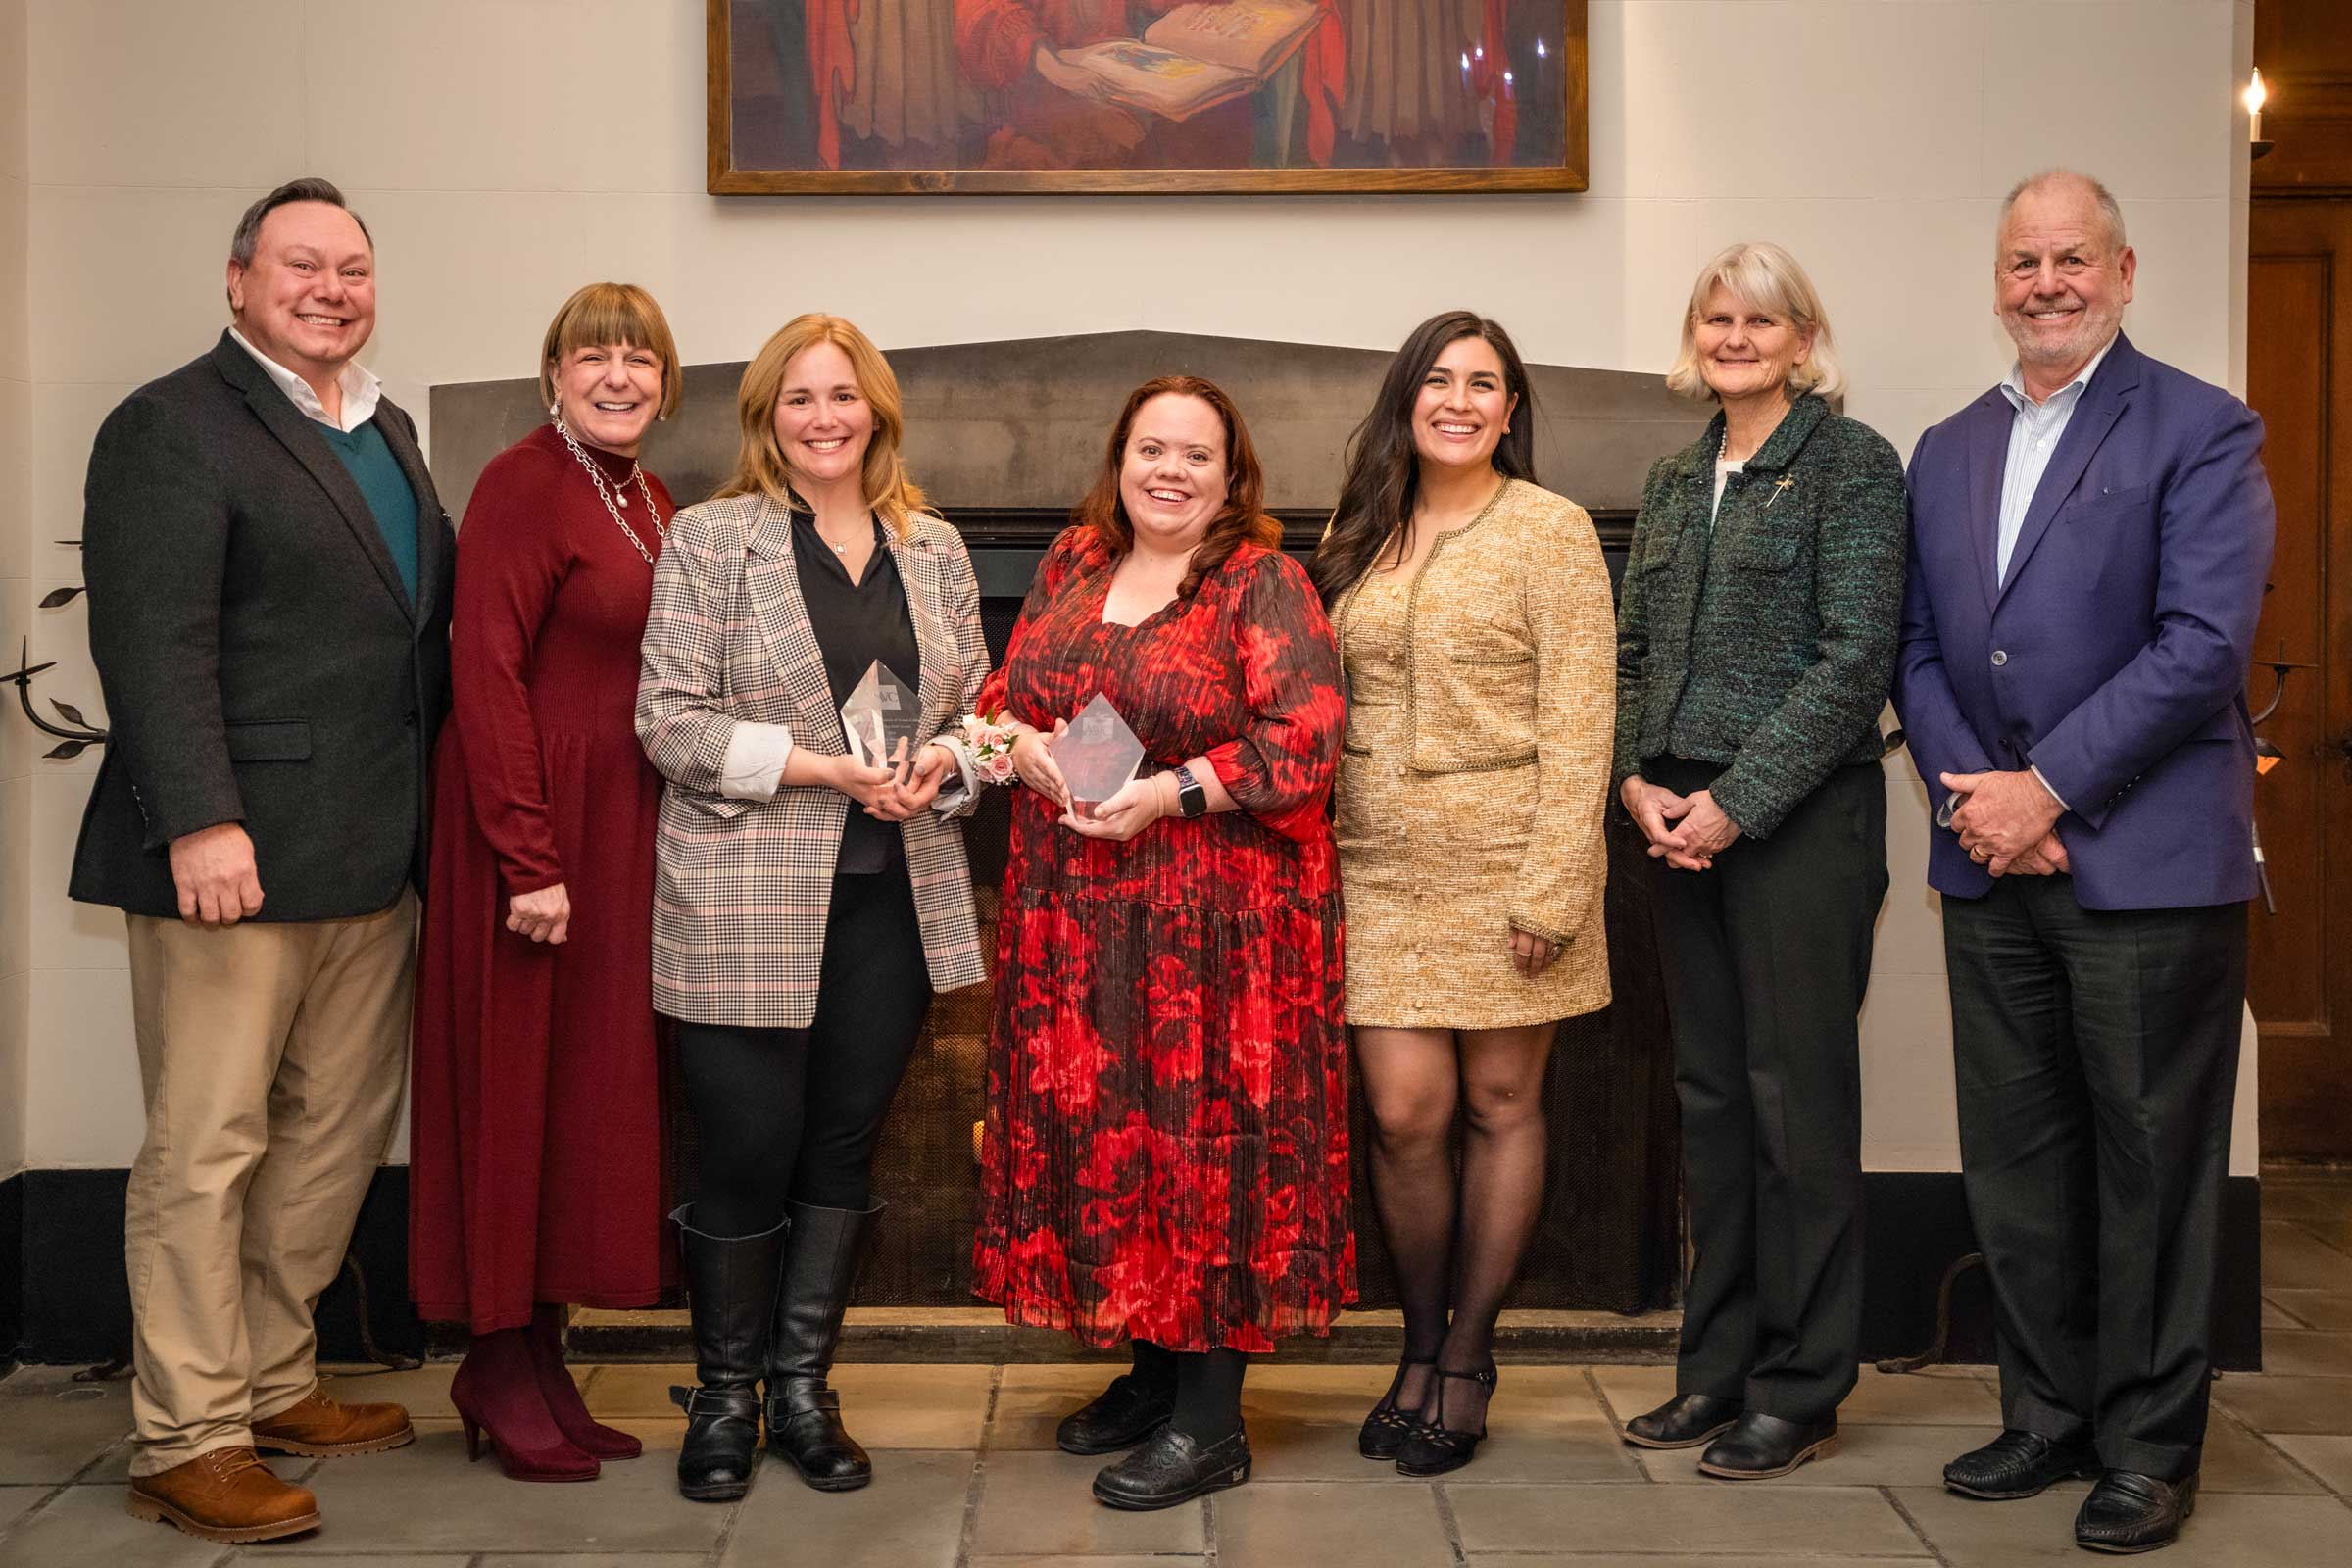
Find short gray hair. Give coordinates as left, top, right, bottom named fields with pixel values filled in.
left=1998, top=170, right=2127, bottom=253
left=228, top=177, right=371, bottom=268
left=1664, top=241, right=1846, bottom=404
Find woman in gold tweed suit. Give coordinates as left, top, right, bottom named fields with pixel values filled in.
left=1309, top=310, right=1615, bottom=1476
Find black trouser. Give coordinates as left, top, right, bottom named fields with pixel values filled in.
left=1646, top=757, right=1886, bottom=1423
left=1943, top=878, right=2245, bottom=1481
left=672, top=868, right=934, bottom=1236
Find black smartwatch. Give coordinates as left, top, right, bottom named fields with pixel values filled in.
left=1173, top=763, right=1208, bottom=819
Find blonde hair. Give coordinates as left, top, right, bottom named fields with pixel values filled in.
left=1665, top=242, right=1845, bottom=404
left=538, top=282, right=683, bottom=419
left=714, top=314, right=927, bottom=538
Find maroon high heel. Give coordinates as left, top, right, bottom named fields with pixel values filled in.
left=448, top=1329, right=600, bottom=1483
left=526, top=1304, right=642, bottom=1461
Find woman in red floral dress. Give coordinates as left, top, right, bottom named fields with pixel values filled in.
left=972, top=376, right=1350, bottom=1510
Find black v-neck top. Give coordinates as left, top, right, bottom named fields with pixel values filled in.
left=792, top=514, right=921, bottom=874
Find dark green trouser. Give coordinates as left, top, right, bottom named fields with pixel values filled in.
left=1943, top=878, right=2245, bottom=1482
left=1646, top=758, right=1887, bottom=1423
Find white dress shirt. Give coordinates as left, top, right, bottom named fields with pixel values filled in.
left=1993, top=334, right=2115, bottom=584
left=228, top=327, right=383, bottom=433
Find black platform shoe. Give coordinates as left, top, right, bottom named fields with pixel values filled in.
left=2076, top=1469, right=2197, bottom=1554
left=667, top=1205, right=787, bottom=1502
left=766, top=1200, right=881, bottom=1492
left=1696, top=1411, right=1839, bottom=1479
left=1622, top=1393, right=1741, bottom=1451
left=1057, top=1373, right=1175, bottom=1456
left=1396, top=1366, right=1497, bottom=1478
left=1943, top=1429, right=2101, bottom=1499
left=1091, top=1426, right=1253, bottom=1510
left=1358, top=1360, right=1436, bottom=1460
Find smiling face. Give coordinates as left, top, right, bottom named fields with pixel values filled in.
left=226, top=200, right=376, bottom=384
left=552, top=340, right=663, bottom=458
left=772, top=339, right=875, bottom=494
left=1996, top=180, right=2135, bottom=388
left=1118, top=392, right=1231, bottom=553
left=1691, top=283, right=1813, bottom=408
left=1411, top=335, right=1518, bottom=474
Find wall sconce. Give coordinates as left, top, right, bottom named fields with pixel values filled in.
left=2246, top=68, right=2273, bottom=161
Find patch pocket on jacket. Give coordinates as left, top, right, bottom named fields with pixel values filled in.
left=1447, top=651, right=1534, bottom=665
left=222, top=719, right=312, bottom=762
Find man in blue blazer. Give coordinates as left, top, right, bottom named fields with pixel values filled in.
left=1893, top=170, right=2274, bottom=1555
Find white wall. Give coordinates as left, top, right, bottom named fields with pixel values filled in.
left=2, top=0, right=34, bottom=1184
left=11, top=0, right=2255, bottom=1171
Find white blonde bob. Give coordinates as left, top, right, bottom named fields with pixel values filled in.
left=1665, top=241, right=1845, bottom=404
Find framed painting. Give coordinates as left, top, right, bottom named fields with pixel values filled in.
left=708, top=1, right=1588, bottom=194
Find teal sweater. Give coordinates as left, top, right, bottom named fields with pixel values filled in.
left=318, top=419, right=419, bottom=604
left=1613, top=394, right=1908, bottom=837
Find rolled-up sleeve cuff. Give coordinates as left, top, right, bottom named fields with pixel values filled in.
left=718, top=721, right=795, bottom=801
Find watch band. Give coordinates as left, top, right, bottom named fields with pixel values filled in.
left=1173, top=763, right=1207, bottom=819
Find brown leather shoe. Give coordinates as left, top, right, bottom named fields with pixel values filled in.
left=126, top=1446, right=321, bottom=1544
left=252, top=1386, right=416, bottom=1456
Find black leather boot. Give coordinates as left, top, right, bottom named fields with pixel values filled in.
left=1696, top=1410, right=1839, bottom=1479
left=2076, top=1469, right=2198, bottom=1553
left=765, top=1200, right=882, bottom=1492
left=667, top=1205, right=787, bottom=1502
left=1622, top=1393, right=1742, bottom=1450
left=1944, top=1428, right=2101, bottom=1499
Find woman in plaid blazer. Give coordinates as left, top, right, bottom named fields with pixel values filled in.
left=634, top=316, right=988, bottom=1504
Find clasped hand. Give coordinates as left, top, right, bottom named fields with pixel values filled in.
left=831, top=739, right=956, bottom=821
left=1005, top=719, right=1169, bottom=843
left=1621, top=775, right=1740, bottom=871
left=1940, top=768, right=2068, bottom=877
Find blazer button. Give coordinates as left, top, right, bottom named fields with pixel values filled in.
left=1990, top=650, right=2008, bottom=667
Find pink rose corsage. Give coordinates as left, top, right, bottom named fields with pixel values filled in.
left=959, top=710, right=1021, bottom=787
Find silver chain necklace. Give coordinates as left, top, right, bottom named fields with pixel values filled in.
left=554, top=414, right=664, bottom=564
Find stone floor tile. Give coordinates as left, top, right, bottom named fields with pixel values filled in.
left=970, top=1560, right=1203, bottom=1568
left=237, top=1557, right=467, bottom=1568
left=2263, top=1298, right=2304, bottom=1329
left=989, top=1365, right=1121, bottom=1451
left=0, top=1483, right=55, bottom=1534
left=2256, top=1331, right=2352, bottom=1377
left=1215, top=1481, right=1452, bottom=1568
left=0, top=1368, right=136, bottom=1484
left=2268, top=1434, right=2352, bottom=1494
left=477, top=1558, right=707, bottom=1568
left=0, top=1483, right=233, bottom=1568
left=2265, top=1290, right=2352, bottom=1331
left=1463, top=1559, right=1920, bottom=1568
left=2213, top=1374, right=2352, bottom=1435
left=576, top=1362, right=692, bottom=1419
left=829, top=1363, right=995, bottom=1449
left=1634, top=1421, right=1983, bottom=1488
left=2262, top=1186, right=2351, bottom=1223
left=2197, top=1416, right=2330, bottom=1494
left=724, top=1448, right=969, bottom=1568
left=1893, top=1484, right=2352, bottom=1565
left=969, top=1449, right=1205, bottom=1558
left=317, top=1363, right=459, bottom=1420
left=291, top=1420, right=723, bottom=1553
left=2260, top=1222, right=2352, bottom=1292
left=1446, top=1481, right=1928, bottom=1557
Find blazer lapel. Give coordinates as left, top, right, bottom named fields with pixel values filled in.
left=1963, top=393, right=2008, bottom=613
left=211, top=335, right=416, bottom=621
left=743, top=498, right=849, bottom=748
left=1997, top=341, right=2139, bottom=605
left=882, top=526, right=955, bottom=743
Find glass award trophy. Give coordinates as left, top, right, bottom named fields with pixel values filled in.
left=841, top=660, right=923, bottom=769
left=1051, top=692, right=1145, bottom=817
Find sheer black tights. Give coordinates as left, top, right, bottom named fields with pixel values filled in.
left=1357, top=1023, right=1555, bottom=1433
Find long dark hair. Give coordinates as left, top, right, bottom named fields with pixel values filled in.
left=1308, top=311, right=1539, bottom=604
left=1075, top=375, right=1282, bottom=599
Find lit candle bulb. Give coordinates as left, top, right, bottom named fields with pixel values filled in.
left=2245, top=67, right=2267, bottom=143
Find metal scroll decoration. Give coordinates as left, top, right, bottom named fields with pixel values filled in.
left=8, top=539, right=109, bottom=759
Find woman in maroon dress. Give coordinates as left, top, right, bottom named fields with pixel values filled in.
left=972, top=376, right=1351, bottom=1510
left=410, top=283, right=681, bottom=1482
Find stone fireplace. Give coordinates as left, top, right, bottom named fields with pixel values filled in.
left=430, top=330, right=1709, bottom=1328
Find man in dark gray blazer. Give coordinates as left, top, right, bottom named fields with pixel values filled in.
left=70, top=178, right=454, bottom=1545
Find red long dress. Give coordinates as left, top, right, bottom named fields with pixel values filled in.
left=410, top=423, right=673, bottom=1333
left=972, top=528, right=1354, bottom=1352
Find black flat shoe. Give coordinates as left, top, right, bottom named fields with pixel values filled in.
left=1623, top=1393, right=1741, bottom=1451
left=1091, top=1426, right=1251, bottom=1510
left=1396, top=1366, right=1497, bottom=1478
left=2076, top=1469, right=2197, bottom=1554
left=1056, top=1372, right=1175, bottom=1456
left=1358, top=1360, right=1435, bottom=1460
left=1943, top=1428, right=2100, bottom=1499
left=1696, top=1411, right=1838, bottom=1479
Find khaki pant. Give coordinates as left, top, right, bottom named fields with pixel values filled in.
left=122, top=890, right=416, bottom=1476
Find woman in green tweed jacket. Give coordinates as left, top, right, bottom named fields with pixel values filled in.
left=1612, top=243, right=1907, bottom=1481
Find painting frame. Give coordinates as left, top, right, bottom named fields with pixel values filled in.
left=707, top=1, right=1588, bottom=195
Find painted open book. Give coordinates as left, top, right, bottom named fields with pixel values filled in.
left=1060, top=1, right=1323, bottom=122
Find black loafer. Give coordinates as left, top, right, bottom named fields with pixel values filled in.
left=2076, top=1469, right=2197, bottom=1554
left=1091, top=1426, right=1251, bottom=1510
left=1056, top=1373, right=1175, bottom=1456
left=1623, top=1393, right=1742, bottom=1450
left=1943, top=1428, right=2100, bottom=1499
left=1696, top=1411, right=1839, bottom=1479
